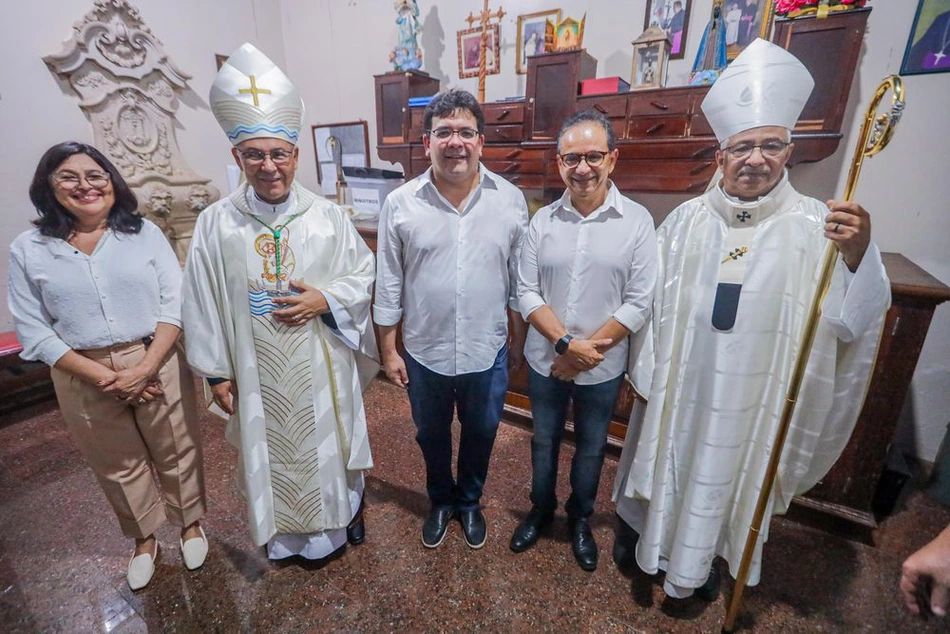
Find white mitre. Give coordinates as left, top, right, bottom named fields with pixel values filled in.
left=701, top=38, right=814, bottom=143
left=209, top=43, right=304, bottom=146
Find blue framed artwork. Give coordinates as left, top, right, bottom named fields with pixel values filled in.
left=901, top=0, right=950, bottom=75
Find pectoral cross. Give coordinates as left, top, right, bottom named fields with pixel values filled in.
left=239, top=75, right=272, bottom=107
left=736, top=210, right=751, bottom=223
left=466, top=0, right=505, bottom=103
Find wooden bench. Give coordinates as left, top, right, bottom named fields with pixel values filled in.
left=0, top=331, right=55, bottom=415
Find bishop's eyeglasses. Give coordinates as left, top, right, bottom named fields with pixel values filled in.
left=558, top=151, right=609, bottom=168
left=238, top=149, right=295, bottom=165
left=721, top=141, right=791, bottom=160
left=51, top=171, right=111, bottom=190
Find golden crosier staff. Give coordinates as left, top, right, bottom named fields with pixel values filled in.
left=721, top=75, right=906, bottom=634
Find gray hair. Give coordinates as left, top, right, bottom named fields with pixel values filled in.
left=557, top=110, right=617, bottom=151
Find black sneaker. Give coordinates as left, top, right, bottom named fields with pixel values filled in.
left=458, top=509, right=487, bottom=549
left=422, top=507, right=455, bottom=548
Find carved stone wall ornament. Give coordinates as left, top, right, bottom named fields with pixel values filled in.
left=44, top=0, right=219, bottom=262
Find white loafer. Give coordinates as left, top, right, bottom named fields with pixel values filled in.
left=180, top=526, right=208, bottom=570
left=127, top=542, right=159, bottom=591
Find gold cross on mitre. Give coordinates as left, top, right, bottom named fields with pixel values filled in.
left=238, top=75, right=272, bottom=107
left=465, top=0, right=505, bottom=103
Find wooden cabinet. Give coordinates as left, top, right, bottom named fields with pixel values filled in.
left=524, top=50, right=597, bottom=141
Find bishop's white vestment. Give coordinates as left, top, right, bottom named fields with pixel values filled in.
left=613, top=175, right=890, bottom=595
left=182, top=182, right=379, bottom=557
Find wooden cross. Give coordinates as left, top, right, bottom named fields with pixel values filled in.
left=238, top=75, right=271, bottom=107
left=465, top=0, right=505, bottom=103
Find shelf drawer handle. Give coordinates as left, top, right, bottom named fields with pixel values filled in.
left=649, top=101, right=670, bottom=110
left=594, top=103, right=608, bottom=114
left=691, top=144, right=719, bottom=158
left=496, top=109, right=510, bottom=120
left=505, top=150, right=521, bottom=159
left=646, top=122, right=665, bottom=135
left=689, top=163, right=712, bottom=176
left=687, top=180, right=707, bottom=192
left=502, top=164, right=520, bottom=174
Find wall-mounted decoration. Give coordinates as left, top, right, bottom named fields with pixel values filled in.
left=44, top=0, right=220, bottom=263
left=516, top=9, right=561, bottom=74
left=727, top=0, right=775, bottom=59
left=457, top=24, right=500, bottom=79
left=644, top=0, right=693, bottom=59
left=901, top=0, right=950, bottom=75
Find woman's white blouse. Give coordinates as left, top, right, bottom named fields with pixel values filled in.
left=7, top=220, right=182, bottom=366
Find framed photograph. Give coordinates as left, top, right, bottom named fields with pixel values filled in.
left=516, top=9, right=561, bottom=74
left=725, top=0, right=775, bottom=60
left=633, top=44, right=663, bottom=89
left=457, top=24, right=500, bottom=79
left=311, top=121, right=370, bottom=198
left=550, top=14, right=586, bottom=51
left=644, top=0, right=693, bottom=59
left=901, top=0, right=950, bottom=75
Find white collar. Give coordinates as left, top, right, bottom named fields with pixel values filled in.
left=702, top=172, right=802, bottom=227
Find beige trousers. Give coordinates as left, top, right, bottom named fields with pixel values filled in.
left=51, top=340, right=207, bottom=539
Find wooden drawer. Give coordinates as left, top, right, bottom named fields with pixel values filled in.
left=502, top=173, right=546, bottom=189
left=689, top=114, right=715, bottom=137
left=628, top=92, right=693, bottom=116
left=409, top=108, right=426, bottom=141
left=484, top=124, right=525, bottom=143
left=611, top=159, right=717, bottom=193
left=483, top=103, right=525, bottom=124
left=483, top=160, right=548, bottom=176
left=616, top=139, right=719, bottom=160
left=410, top=145, right=428, bottom=161
left=481, top=145, right=549, bottom=161
left=577, top=94, right=628, bottom=118
left=627, top=116, right=689, bottom=139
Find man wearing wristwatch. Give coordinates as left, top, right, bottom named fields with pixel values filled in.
left=511, top=110, right=657, bottom=570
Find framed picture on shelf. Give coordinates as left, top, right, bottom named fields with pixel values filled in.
left=725, top=0, right=775, bottom=60
left=516, top=9, right=561, bottom=74
left=644, top=0, right=692, bottom=59
left=901, top=0, right=950, bottom=75
left=311, top=121, right=369, bottom=198
left=457, top=24, right=500, bottom=79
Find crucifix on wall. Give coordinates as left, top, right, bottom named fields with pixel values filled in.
left=465, top=0, right=505, bottom=102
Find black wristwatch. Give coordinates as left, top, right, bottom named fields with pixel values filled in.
left=554, top=334, right=574, bottom=355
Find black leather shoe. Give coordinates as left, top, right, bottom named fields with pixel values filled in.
left=612, top=515, right=639, bottom=571
left=346, top=515, right=365, bottom=545
left=458, top=509, right=487, bottom=549
left=510, top=507, right=554, bottom=553
left=695, top=562, right=721, bottom=602
left=422, top=507, right=455, bottom=548
left=569, top=517, right=598, bottom=571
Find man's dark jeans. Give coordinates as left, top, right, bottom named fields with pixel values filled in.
left=527, top=366, right=624, bottom=519
left=404, top=345, right=508, bottom=512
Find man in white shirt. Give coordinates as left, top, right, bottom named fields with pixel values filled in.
left=510, top=111, right=657, bottom=571
left=612, top=40, right=890, bottom=601
left=374, top=89, right=529, bottom=549
left=182, top=44, right=379, bottom=560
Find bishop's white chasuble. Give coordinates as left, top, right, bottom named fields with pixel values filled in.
left=614, top=175, right=890, bottom=595
left=183, top=183, right=379, bottom=552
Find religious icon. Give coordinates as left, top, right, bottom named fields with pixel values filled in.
left=644, top=0, right=693, bottom=59
left=254, top=228, right=297, bottom=297
left=457, top=24, right=500, bottom=78
left=901, top=0, right=950, bottom=75
left=516, top=9, right=561, bottom=74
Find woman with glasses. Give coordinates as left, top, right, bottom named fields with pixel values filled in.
left=6, top=141, right=209, bottom=591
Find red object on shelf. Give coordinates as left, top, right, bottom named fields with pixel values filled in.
left=580, top=76, right=630, bottom=96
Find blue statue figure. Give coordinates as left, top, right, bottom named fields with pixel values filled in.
left=390, top=0, right=423, bottom=71
left=689, top=0, right=729, bottom=86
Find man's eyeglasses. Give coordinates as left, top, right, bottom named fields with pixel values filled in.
left=238, top=149, right=295, bottom=165
left=558, top=151, right=609, bottom=168
left=51, top=171, right=111, bottom=190
left=722, top=141, right=790, bottom=160
left=428, top=127, right=480, bottom=141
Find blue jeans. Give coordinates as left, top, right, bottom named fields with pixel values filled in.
left=528, top=367, right=624, bottom=519
left=404, top=345, right=509, bottom=512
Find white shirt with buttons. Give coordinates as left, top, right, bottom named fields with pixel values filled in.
left=374, top=165, right=528, bottom=376
left=7, top=220, right=182, bottom=366
left=519, top=183, right=658, bottom=385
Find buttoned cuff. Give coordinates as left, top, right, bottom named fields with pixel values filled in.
left=372, top=304, right=403, bottom=327
left=611, top=305, right=646, bottom=335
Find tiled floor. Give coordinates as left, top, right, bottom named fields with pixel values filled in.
left=1, top=379, right=948, bottom=633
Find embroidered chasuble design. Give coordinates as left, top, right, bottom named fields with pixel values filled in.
left=254, top=229, right=296, bottom=285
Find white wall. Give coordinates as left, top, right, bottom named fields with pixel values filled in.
left=2, top=1, right=947, bottom=460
